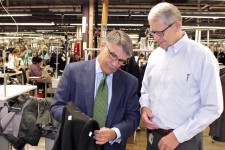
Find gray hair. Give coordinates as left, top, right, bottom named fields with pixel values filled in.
left=105, top=30, right=133, bottom=57
left=148, top=2, right=182, bottom=26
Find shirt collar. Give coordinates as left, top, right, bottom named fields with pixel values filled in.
left=96, top=56, right=102, bottom=74
left=95, top=57, right=113, bottom=78
left=168, top=31, right=188, bottom=54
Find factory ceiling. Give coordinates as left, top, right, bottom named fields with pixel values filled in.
left=0, top=0, right=225, bottom=42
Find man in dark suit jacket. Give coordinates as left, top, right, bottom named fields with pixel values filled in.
left=51, top=30, right=140, bottom=150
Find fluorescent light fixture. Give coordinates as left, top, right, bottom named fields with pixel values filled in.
left=129, top=34, right=139, bottom=38
left=1, top=36, right=40, bottom=39
left=71, top=23, right=143, bottom=27
left=182, top=15, right=225, bottom=19
left=97, top=23, right=143, bottom=26
left=0, top=32, right=35, bottom=34
left=53, top=32, right=75, bottom=34
left=129, top=34, right=139, bottom=39
left=49, top=9, right=75, bottom=12
left=36, top=30, right=54, bottom=32
left=70, top=23, right=82, bottom=26
left=108, top=14, right=129, bottom=17
left=0, top=22, right=54, bottom=26
left=132, top=14, right=148, bottom=17
left=55, top=14, right=82, bottom=16
left=182, top=26, right=225, bottom=30
left=0, top=14, right=32, bottom=17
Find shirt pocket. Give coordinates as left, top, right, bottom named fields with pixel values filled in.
left=173, top=72, right=197, bottom=97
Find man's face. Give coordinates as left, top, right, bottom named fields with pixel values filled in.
left=149, top=20, right=176, bottom=50
left=98, top=44, right=129, bottom=74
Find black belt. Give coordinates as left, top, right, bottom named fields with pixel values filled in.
left=148, top=128, right=174, bottom=136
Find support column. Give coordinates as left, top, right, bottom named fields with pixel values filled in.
left=82, top=0, right=89, bottom=59
left=100, top=0, right=109, bottom=45
left=89, top=0, right=94, bottom=58
left=94, top=0, right=99, bottom=57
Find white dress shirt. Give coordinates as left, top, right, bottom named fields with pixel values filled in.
left=139, top=33, right=223, bottom=143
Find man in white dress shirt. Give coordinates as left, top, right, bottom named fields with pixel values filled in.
left=139, top=2, right=224, bottom=150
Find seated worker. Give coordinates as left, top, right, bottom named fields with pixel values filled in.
left=30, top=56, right=42, bottom=77
left=30, top=56, right=45, bottom=97
left=7, top=48, right=20, bottom=70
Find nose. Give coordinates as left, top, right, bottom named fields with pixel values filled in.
left=111, top=59, right=120, bottom=67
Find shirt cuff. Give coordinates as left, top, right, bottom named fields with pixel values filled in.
left=109, top=127, right=121, bottom=144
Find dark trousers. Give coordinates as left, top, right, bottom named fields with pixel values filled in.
left=146, top=130, right=203, bottom=150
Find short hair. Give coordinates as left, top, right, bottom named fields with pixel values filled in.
left=105, top=30, right=133, bottom=57
left=13, top=48, right=20, bottom=54
left=148, top=2, right=182, bottom=26
left=32, top=56, right=42, bottom=64
left=20, top=45, right=26, bottom=50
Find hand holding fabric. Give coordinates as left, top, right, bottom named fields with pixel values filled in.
left=93, top=127, right=117, bottom=145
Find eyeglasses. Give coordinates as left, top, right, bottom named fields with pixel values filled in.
left=106, top=45, right=127, bottom=66
left=148, top=22, right=175, bottom=37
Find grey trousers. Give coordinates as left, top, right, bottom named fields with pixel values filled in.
left=146, top=130, right=203, bottom=150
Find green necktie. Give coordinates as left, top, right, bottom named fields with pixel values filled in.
left=93, top=73, right=108, bottom=128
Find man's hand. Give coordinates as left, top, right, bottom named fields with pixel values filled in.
left=158, top=132, right=179, bottom=150
left=141, top=107, right=159, bottom=130
left=93, top=127, right=117, bottom=145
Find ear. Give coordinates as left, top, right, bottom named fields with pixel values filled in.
left=100, top=42, right=107, bottom=50
left=174, top=21, right=182, bottom=31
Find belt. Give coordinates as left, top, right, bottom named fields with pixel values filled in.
left=148, top=129, right=174, bottom=136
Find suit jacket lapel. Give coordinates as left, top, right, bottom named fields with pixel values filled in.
left=106, top=70, right=124, bottom=127
left=83, top=59, right=96, bottom=117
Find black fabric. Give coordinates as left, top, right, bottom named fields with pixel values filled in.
left=49, top=52, right=66, bottom=73
left=121, top=56, right=141, bottom=97
left=220, top=67, right=225, bottom=76
left=19, top=68, right=27, bottom=84
left=209, top=74, right=225, bottom=142
left=18, top=97, right=41, bottom=146
left=53, top=102, right=101, bottom=150
left=35, top=98, right=59, bottom=140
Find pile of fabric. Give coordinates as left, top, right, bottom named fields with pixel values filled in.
left=0, top=94, right=58, bottom=149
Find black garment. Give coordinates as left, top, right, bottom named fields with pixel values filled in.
left=53, top=102, right=101, bottom=150
left=49, top=52, right=66, bottom=73
left=209, top=74, right=225, bottom=142
left=218, top=52, right=225, bottom=65
left=19, top=68, right=27, bottom=84
left=121, top=56, right=141, bottom=97
left=220, top=67, right=225, bottom=76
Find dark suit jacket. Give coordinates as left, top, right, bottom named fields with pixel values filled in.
left=51, top=59, right=140, bottom=150
left=52, top=102, right=100, bottom=150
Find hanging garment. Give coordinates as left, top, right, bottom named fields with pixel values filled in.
left=209, top=74, right=225, bottom=142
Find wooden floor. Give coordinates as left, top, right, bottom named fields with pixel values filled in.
left=22, top=122, right=225, bottom=150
